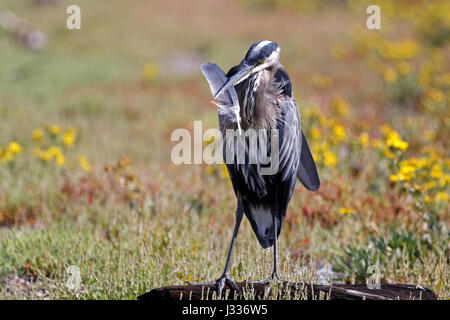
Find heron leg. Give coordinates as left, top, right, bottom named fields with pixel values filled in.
left=245, top=210, right=280, bottom=284
left=271, top=215, right=280, bottom=280
left=220, top=203, right=244, bottom=278
left=187, top=202, right=244, bottom=298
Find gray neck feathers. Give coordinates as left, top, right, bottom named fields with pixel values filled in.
left=241, top=68, right=281, bottom=129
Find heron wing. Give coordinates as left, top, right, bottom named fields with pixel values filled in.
left=276, top=97, right=301, bottom=184
left=221, top=89, right=302, bottom=202
left=297, top=130, right=320, bottom=191
left=222, top=123, right=268, bottom=200
left=201, top=63, right=237, bottom=105
left=235, top=95, right=301, bottom=248
left=200, top=63, right=241, bottom=129
left=275, top=66, right=320, bottom=191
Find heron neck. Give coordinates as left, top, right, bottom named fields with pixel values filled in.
left=242, top=68, right=277, bottom=129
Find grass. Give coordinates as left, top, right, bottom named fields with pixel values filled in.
left=0, top=0, right=448, bottom=299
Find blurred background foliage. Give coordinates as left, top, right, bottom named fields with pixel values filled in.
left=0, top=0, right=448, bottom=299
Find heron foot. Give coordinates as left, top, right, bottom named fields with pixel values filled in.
left=244, top=278, right=271, bottom=284
left=271, top=270, right=280, bottom=280
left=244, top=272, right=281, bottom=285
left=186, top=274, right=241, bottom=299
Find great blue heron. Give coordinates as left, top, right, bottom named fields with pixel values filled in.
left=194, top=40, right=320, bottom=298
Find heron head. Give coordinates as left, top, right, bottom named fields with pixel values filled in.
left=214, top=40, right=280, bottom=99
left=244, top=40, right=280, bottom=71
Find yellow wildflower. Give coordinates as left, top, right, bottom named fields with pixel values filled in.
left=332, top=97, right=350, bottom=116
left=339, top=207, right=354, bottom=215
left=312, top=74, right=333, bottom=89
left=8, top=142, right=22, bottom=154
left=383, top=148, right=395, bottom=159
left=5, top=151, right=14, bottom=162
left=358, top=132, right=369, bottom=148
left=430, top=164, right=443, bottom=179
left=79, top=156, right=92, bottom=172
left=394, top=140, right=408, bottom=151
left=47, top=146, right=63, bottom=158
left=439, top=177, right=448, bottom=188
left=422, top=181, right=436, bottom=190
left=379, top=40, right=419, bottom=60
left=0, top=149, right=14, bottom=164
left=318, top=114, right=332, bottom=127
left=418, top=62, right=435, bottom=87
left=371, top=139, right=383, bottom=149
left=389, top=174, right=399, bottom=182
left=205, top=165, right=215, bottom=176
left=47, top=125, right=61, bottom=136
left=35, top=149, right=51, bottom=162
left=142, top=62, right=158, bottom=82
left=62, top=128, right=77, bottom=147
left=332, top=124, right=346, bottom=143
left=310, top=127, right=321, bottom=140
left=32, top=128, right=44, bottom=141
left=428, top=89, right=444, bottom=103
left=397, top=164, right=416, bottom=181
left=434, top=192, right=448, bottom=202
left=311, top=148, right=320, bottom=162
left=56, top=154, right=65, bottom=167
left=405, top=157, right=428, bottom=169
left=396, top=61, right=410, bottom=75
left=323, top=150, right=337, bottom=168
left=380, top=125, right=391, bottom=135
left=384, top=128, right=408, bottom=151
left=383, top=68, right=397, bottom=83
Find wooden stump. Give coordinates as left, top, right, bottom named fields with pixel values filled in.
left=138, top=281, right=437, bottom=300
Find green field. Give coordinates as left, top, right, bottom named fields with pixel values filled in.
left=0, top=0, right=448, bottom=299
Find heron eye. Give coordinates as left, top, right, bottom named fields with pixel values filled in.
left=257, top=58, right=264, bottom=64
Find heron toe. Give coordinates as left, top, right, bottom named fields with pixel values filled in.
left=244, top=278, right=272, bottom=285
left=187, top=275, right=241, bottom=299
left=244, top=272, right=281, bottom=285
left=271, top=270, right=280, bottom=280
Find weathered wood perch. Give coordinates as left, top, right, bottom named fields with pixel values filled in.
left=138, top=281, right=437, bottom=300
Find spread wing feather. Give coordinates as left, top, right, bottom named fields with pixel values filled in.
left=200, top=63, right=241, bottom=132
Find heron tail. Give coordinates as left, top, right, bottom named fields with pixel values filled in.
left=245, top=203, right=283, bottom=249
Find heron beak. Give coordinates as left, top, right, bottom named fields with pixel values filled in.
left=213, top=63, right=254, bottom=100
